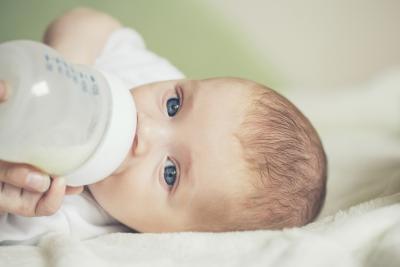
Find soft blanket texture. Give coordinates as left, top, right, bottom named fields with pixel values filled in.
left=0, top=193, right=399, bottom=267
left=1, top=68, right=399, bottom=266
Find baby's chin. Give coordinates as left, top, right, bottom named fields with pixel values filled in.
left=86, top=173, right=113, bottom=201
left=88, top=172, right=113, bottom=191
left=86, top=177, right=114, bottom=214
left=86, top=179, right=101, bottom=198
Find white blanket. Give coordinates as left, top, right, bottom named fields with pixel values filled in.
left=1, top=68, right=399, bottom=267
left=0, top=193, right=398, bottom=267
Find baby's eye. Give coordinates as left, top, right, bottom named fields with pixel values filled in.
left=164, top=158, right=177, bottom=188
left=166, top=96, right=180, bottom=117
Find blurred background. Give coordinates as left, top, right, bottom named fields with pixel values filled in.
left=0, top=0, right=399, bottom=91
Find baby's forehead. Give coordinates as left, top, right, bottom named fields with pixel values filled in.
left=192, top=78, right=253, bottom=112
left=183, top=78, right=251, bottom=134
left=181, top=156, right=253, bottom=231
left=175, top=78, right=255, bottom=228
left=184, top=77, right=253, bottom=166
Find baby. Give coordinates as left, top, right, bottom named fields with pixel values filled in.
left=88, top=77, right=327, bottom=233
left=0, top=7, right=327, bottom=239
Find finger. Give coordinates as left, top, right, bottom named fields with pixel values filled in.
left=35, top=177, right=66, bottom=216
left=0, top=182, right=42, bottom=216
left=18, top=189, right=42, bottom=217
left=65, top=186, right=84, bottom=195
left=1, top=182, right=21, bottom=199
left=0, top=183, right=22, bottom=213
left=0, top=161, right=51, bottom=193
left=0, top=80, right=8, bottom=103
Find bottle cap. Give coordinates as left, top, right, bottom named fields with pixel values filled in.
left=62, top=71, right=136, bottom=186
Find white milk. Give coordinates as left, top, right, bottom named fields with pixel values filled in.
left=0, top=40, right=136, bottom=186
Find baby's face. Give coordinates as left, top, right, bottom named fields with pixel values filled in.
left=88, top=78, right=251, bottom=232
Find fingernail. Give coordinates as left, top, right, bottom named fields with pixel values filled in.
left=58, top=177, right=66, bottom=187
left=27, top=173, right=50, bottom=192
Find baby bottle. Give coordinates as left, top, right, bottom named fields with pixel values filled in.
left=0, top=40, right=137, bottom=186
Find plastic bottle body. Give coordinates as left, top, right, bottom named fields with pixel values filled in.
left=0, top=41, right=121, bottom=182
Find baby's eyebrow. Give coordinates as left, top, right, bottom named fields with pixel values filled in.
left=183, top=149, right=193, bottom=185
left=176, top=140, right=194, bottom=200
left=174, top=82, right=195, bottom=199
left=178, top=82, right=194, bottom=117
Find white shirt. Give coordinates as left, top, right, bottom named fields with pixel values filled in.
left=0, top=27, right=185, bottom=246
left=94, top=27, right=185, bottom=89
left=0, top=189, right=129, bottom=245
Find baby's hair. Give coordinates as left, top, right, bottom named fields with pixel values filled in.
left=231, top=81, right=328, bottom=230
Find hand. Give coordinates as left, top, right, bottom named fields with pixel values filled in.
left=0, top=81, right=84, bottom=217
left=0, top=161, right=84, bottom=217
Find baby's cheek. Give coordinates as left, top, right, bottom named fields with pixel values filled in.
left=118, top=169, right=152, bottom=202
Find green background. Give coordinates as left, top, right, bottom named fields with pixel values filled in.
left=0, top=0, right=283, bottom=89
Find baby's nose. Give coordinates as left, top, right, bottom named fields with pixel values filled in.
left=133, top=112, right=169, bottom=155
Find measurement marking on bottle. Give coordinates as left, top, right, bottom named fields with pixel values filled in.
left=81, top=81, right=87, bottom=92
left=92, top=85, right=99, bottom=95
left=42, top=54, right=99, bottom=95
